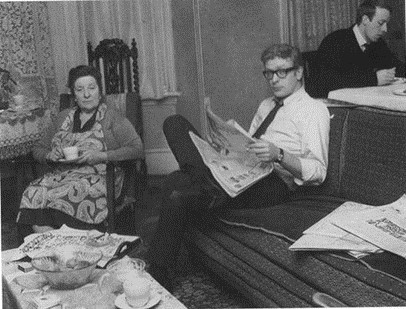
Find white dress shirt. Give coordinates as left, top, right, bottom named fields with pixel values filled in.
left=353, top=24, right=368, bottom=51
left=248, top=87, right=330, bottom=190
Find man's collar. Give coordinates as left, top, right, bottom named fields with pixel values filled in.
left=353, top=24, right=368, bottom=50
left=274, top=86, right=305, bottom=106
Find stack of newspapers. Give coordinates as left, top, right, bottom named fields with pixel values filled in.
left=289, top=194, right=406, bottom=259
left=190, top=101, right=273, bottom=198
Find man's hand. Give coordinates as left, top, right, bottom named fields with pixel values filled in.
left=376, top=67, right=396, bottom=86
left=77, top=150, right=107, bottom=165
left=247, top=139, right=279, bottom=162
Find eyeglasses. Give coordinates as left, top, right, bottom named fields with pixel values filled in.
left=262, top=67, right=297, bottom=80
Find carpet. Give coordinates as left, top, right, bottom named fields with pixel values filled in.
left=173, top=272, right=252, bottom=309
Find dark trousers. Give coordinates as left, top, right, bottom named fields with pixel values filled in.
left=147, top=114, right=290, bottom=268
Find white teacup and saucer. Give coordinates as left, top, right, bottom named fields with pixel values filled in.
left=115, top=276, right=161, bottom=309
left=114, top=292, right=161, bottom=309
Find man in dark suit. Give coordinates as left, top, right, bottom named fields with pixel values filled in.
left=312, top=0, right=405, bottom=98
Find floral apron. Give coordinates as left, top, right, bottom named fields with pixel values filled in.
left=18, top=103, right=123, bottom=225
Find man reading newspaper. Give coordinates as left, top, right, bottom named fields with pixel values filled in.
left=144, top=43, right=330, bottom=290
left=188, top=101, right=274, bottom=197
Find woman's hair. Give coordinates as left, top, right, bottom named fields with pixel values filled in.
left=67, top=65, right=103, bottom=95
left=356, top=0, right=392, bottom=25
left=260, top=43, right=303, bottom=68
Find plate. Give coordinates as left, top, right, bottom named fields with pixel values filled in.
left=391, top=77, right=406, bottom=85
left=392, top=88, right=406, bottom=96
left=58, top=158, right=80, bottom=163
left=115, top=293, right=161, bottom=309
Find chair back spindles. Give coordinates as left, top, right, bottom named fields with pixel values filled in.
left=87, top=38, right=139, bottom=95
left=131, top=39, right=140, bottom=94
left=87, top=38, right=147, bottom=234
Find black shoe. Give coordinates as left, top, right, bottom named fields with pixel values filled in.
left=148, top=263, right=173, bottom=292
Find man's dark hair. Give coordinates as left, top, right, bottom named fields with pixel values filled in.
left=67, top=65, right=103, bottom=95
left=260, top=43, right=303, bottom=68
left=356, top=0, right=392, bottom=24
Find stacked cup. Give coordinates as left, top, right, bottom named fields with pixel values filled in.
left=107, top=257, right=152, bottom=307
left=62, top=146, right=79, bottom=160
left=123, top=277, right=151, bottom=307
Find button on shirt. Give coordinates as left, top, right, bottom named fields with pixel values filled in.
left=248, top=87, right=330, bottom=190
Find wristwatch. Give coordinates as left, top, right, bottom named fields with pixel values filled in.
left=275, top=148, right=284, bottom=163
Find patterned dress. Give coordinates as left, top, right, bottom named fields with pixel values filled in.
left=17, top=103, right=123, bottom=226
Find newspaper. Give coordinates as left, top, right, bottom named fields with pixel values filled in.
left=289, top=195, right=406, bottom=258
left=16, top=225, right=139, bottom=267
left=189, top=103, right=273, bottom=197
left=333, top=194, right=406, bottom=258
left=289, top=200, right=381, bottom=255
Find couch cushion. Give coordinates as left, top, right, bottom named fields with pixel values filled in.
left=217, top=195, right=345, bottom=240
left=295, top=105, right=350, bottom=198
left=191, top=214, right=406, bottom=307
left=339, top=107, right=406, bottom=205
left=216, top=197, right=406, bottom=283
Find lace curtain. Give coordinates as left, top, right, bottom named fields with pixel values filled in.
left=47, top=0, right=177, bottom=100
left=280, top=0, right=361, bottom=52
left=0, top=2, right=59, bottom=115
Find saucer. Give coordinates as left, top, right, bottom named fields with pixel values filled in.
left=58, top=158, right=79, bottom=163
left=391, top=77, right=406, bottom=85
left=115, top=292, right=161, bottom=309
left=392, top=88, right=406, bottom=96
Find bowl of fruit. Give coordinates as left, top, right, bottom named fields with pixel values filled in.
left=31, top=246, right=102, bottom=290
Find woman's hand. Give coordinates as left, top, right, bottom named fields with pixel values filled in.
left=247, top=139, right=279, bottom=162
left=46, top=146, right=64, bottom=162
left=77, top=150, right=108, bottom=165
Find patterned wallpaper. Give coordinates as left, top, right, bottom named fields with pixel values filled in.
left=0, top=2, right=59, bottom=116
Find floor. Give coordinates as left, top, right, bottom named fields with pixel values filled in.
left=1, top=173, right=252, bottom=308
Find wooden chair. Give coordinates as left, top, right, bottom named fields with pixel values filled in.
left=87, top=38, right=147, bottom=234
left=59, top=92, right=146, bottom=234
left=103, top=93, right=146, bottom=235
left=87, top=38, right=140, bottom=96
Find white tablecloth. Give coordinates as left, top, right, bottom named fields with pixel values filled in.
left=328, top=83, right=406, bottom=112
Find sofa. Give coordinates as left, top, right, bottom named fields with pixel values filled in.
left=188, top=100, right=406, bottom=307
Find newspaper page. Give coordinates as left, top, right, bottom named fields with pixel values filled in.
left=289, top=195, right=406, bottom=256
left=289, top=199, right=380, bottom=256
left=332, top=194, right=406, bottom=258
left=189, top=103, right=273, bottom=197
left=190, top=132, right=272, bottom=197
left=17, top=224, right=139, bottom=267
left=204, top=102, right=255, bottom=154
left=289, top=233, right=379, bottom=254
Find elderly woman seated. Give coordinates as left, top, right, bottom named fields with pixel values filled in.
left=16, top=65, right=144, bottom=239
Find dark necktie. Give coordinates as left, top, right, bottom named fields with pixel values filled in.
left=252, top=99, right=283, bottom=139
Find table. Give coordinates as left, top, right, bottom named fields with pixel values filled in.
left=0, top=108, right=51, bottom=160
left=328, top=82, right=406, bottom=112
left=0, top=108, right=51, bottom=208
left=2, top=256, right=187, bottom=309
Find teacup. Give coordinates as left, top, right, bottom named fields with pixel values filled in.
left=12, top=94, right=25, bottom=109
left=123, top=277, right=151, bottom=308
left=62, top=146, right=79, bottom=160
left=106, top=257, right=146, bottom=283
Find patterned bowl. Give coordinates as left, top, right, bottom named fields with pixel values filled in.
left=31, top=247, right=102, bottom=290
